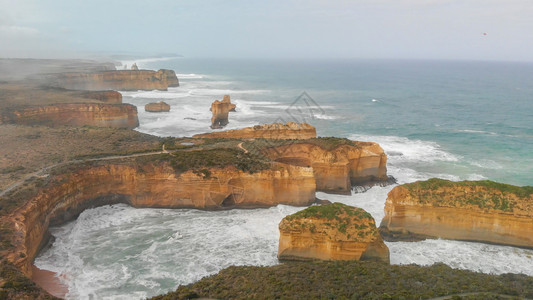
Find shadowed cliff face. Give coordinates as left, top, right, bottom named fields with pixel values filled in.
left=47, top=69, right=179, bottom=91
left=0, top=103, right=139, bottom=128
left=264, top=142, right=388, bottom=194
left=5, top=160, right=315, bottom=276
left=380, top=180, right=533, bottom=248
left=278, top=203, right=389, bottom=263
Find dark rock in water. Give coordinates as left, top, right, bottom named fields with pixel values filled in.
left=378, top=227, right=429, bottom=242
left=184, top=117, right=196, bottom=120
left=314, top=198, right=332, bottom=205
left=352, top=176, right=397, bottom=194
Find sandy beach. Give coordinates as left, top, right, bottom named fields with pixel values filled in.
left=31, top=265, right=68, bottom=299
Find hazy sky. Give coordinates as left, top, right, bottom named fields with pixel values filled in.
left=1, top=0, right=533, bottom=61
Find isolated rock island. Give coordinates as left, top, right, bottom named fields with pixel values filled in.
left=278, top=203, right=390, bottom=263
left=145, top=101, right=171, bottom=112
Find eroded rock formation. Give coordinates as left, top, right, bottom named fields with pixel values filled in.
left=1, top=103, right=139, bottom=128
left=6, top=160, right=315, bottom=276
left=48, top=69, right=179, bottom=91
left=278, top=203, right=389, bottom=262
left=264, top=140, right=388, bottom=193
left=145, top=101, right=171, bottom=112
left=380, top=179, right=533, bottom=248
left=210, top=95, right=236, bottom=129
left=195, top=122, right=317, bottom=139
left=77, top=90, right=123, bottom=103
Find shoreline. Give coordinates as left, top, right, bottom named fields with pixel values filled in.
left=31, top=265, right=69, bottom=299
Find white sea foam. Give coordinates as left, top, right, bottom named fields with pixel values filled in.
left=457, top=129, right=499, bottom=136
left=349, top=134, right=460, bottom=163
left=177, top=73, right=204, bottom=79
left=189, top=88, right=270, bottom=96
left=468, top=159, right=503, bottom=170
left=388, top=239, right=533, bottom=276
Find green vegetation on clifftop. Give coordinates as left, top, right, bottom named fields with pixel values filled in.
left=151, top=260, right=533, bottom=300
left=403, top=178, right=533, bottom=212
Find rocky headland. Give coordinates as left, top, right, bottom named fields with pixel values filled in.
left=1, top=103, right=139, bottom=128
left=4, top=150, right=315, bottom=277
left=145, top=101, right=171, bottom=112
left=380, top=178, right=533, bottom=248
left=262, top=138, right=389, bottom=194
left=44, top=69, right=179, bottom=91
left=194, top=122, right=317, bottom=139
left=278, top=203, right=389, bottom=262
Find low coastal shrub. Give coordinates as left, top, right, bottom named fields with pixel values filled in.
left=404, top=178, right=532, bottom=212
left=168, top=148, right=270, bottom=175
left=151, top=260, right=533, bottom=300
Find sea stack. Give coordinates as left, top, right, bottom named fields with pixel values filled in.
left=380, top=179, right=533, bottom=248
left=278, top=203, right=390, bottom=262
left=210, top=95, right=236, bottom=129
left=145, top=101, right=171, bottom=112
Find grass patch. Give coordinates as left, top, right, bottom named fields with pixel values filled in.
left=403, top=178, right=532, bottom=212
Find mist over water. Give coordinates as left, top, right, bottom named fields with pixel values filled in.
left=35, top=58, right=533, bottom=299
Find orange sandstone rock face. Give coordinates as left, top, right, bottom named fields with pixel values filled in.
left=3, top=103, right=139, bottom=128
left=380, top=179, right=533, bottom=248
left=50, top=69, right=179, bottom=91
left=7, top=161, right=315, bottom=276
left=278, top=203, right=389, bottom=262
left=265, top=141, right=388, bottom=194
left=145, top=101, right=171, bottom=112
left=210, top=95, right=236, bottom=129
left=194, top=122, right=317, bottom=139
left=78, top=90, right=123, bottom=103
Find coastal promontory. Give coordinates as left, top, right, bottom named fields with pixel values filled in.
left=380, top=178, right=533, bottom=248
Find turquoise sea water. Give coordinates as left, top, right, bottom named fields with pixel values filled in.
left=35, top=58, right=533, bottom=299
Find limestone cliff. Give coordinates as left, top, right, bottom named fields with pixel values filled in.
left=1, top=103, right=139, bottom=128
left=278, top=203, right=389, bottom=262
left=210, top=95, right=236, bottom=129
left=48, top=69, right=179, bottom=91
left=6, top=160, right=315, bottom=276
left=264, top=140, right=388, bottom=193
left=194, top=122, right=317, bottom=139
left=77, top=90, right=122, bottom=103
left=145, top=101, right=171, bottom=112
left=380, top=179, right=533, bottom=248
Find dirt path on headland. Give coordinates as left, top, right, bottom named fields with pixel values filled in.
left=0, top=148, right=166, bottom=198
left=238, top=142, right=248, bottom=154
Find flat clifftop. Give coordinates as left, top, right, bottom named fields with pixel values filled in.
left=396, top=178, right=533, bottom=216
left=278, top=203, right=389, bottom=262
left=381, top=178, right=533, bottom=248
left=193, top=122, right=317, bottom=139
left=47, top=69, right=179, bottom=91
left=281, top=203, right=377, bottom=243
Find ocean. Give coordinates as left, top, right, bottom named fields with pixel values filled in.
left=35, top=58, right=533, bottom=299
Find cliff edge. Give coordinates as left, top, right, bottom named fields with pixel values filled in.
left=380, top=178, right=533, bottom=248
left=194, top=122, right=317, bottom=139
left=278, top=203, right=389, bottom=262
